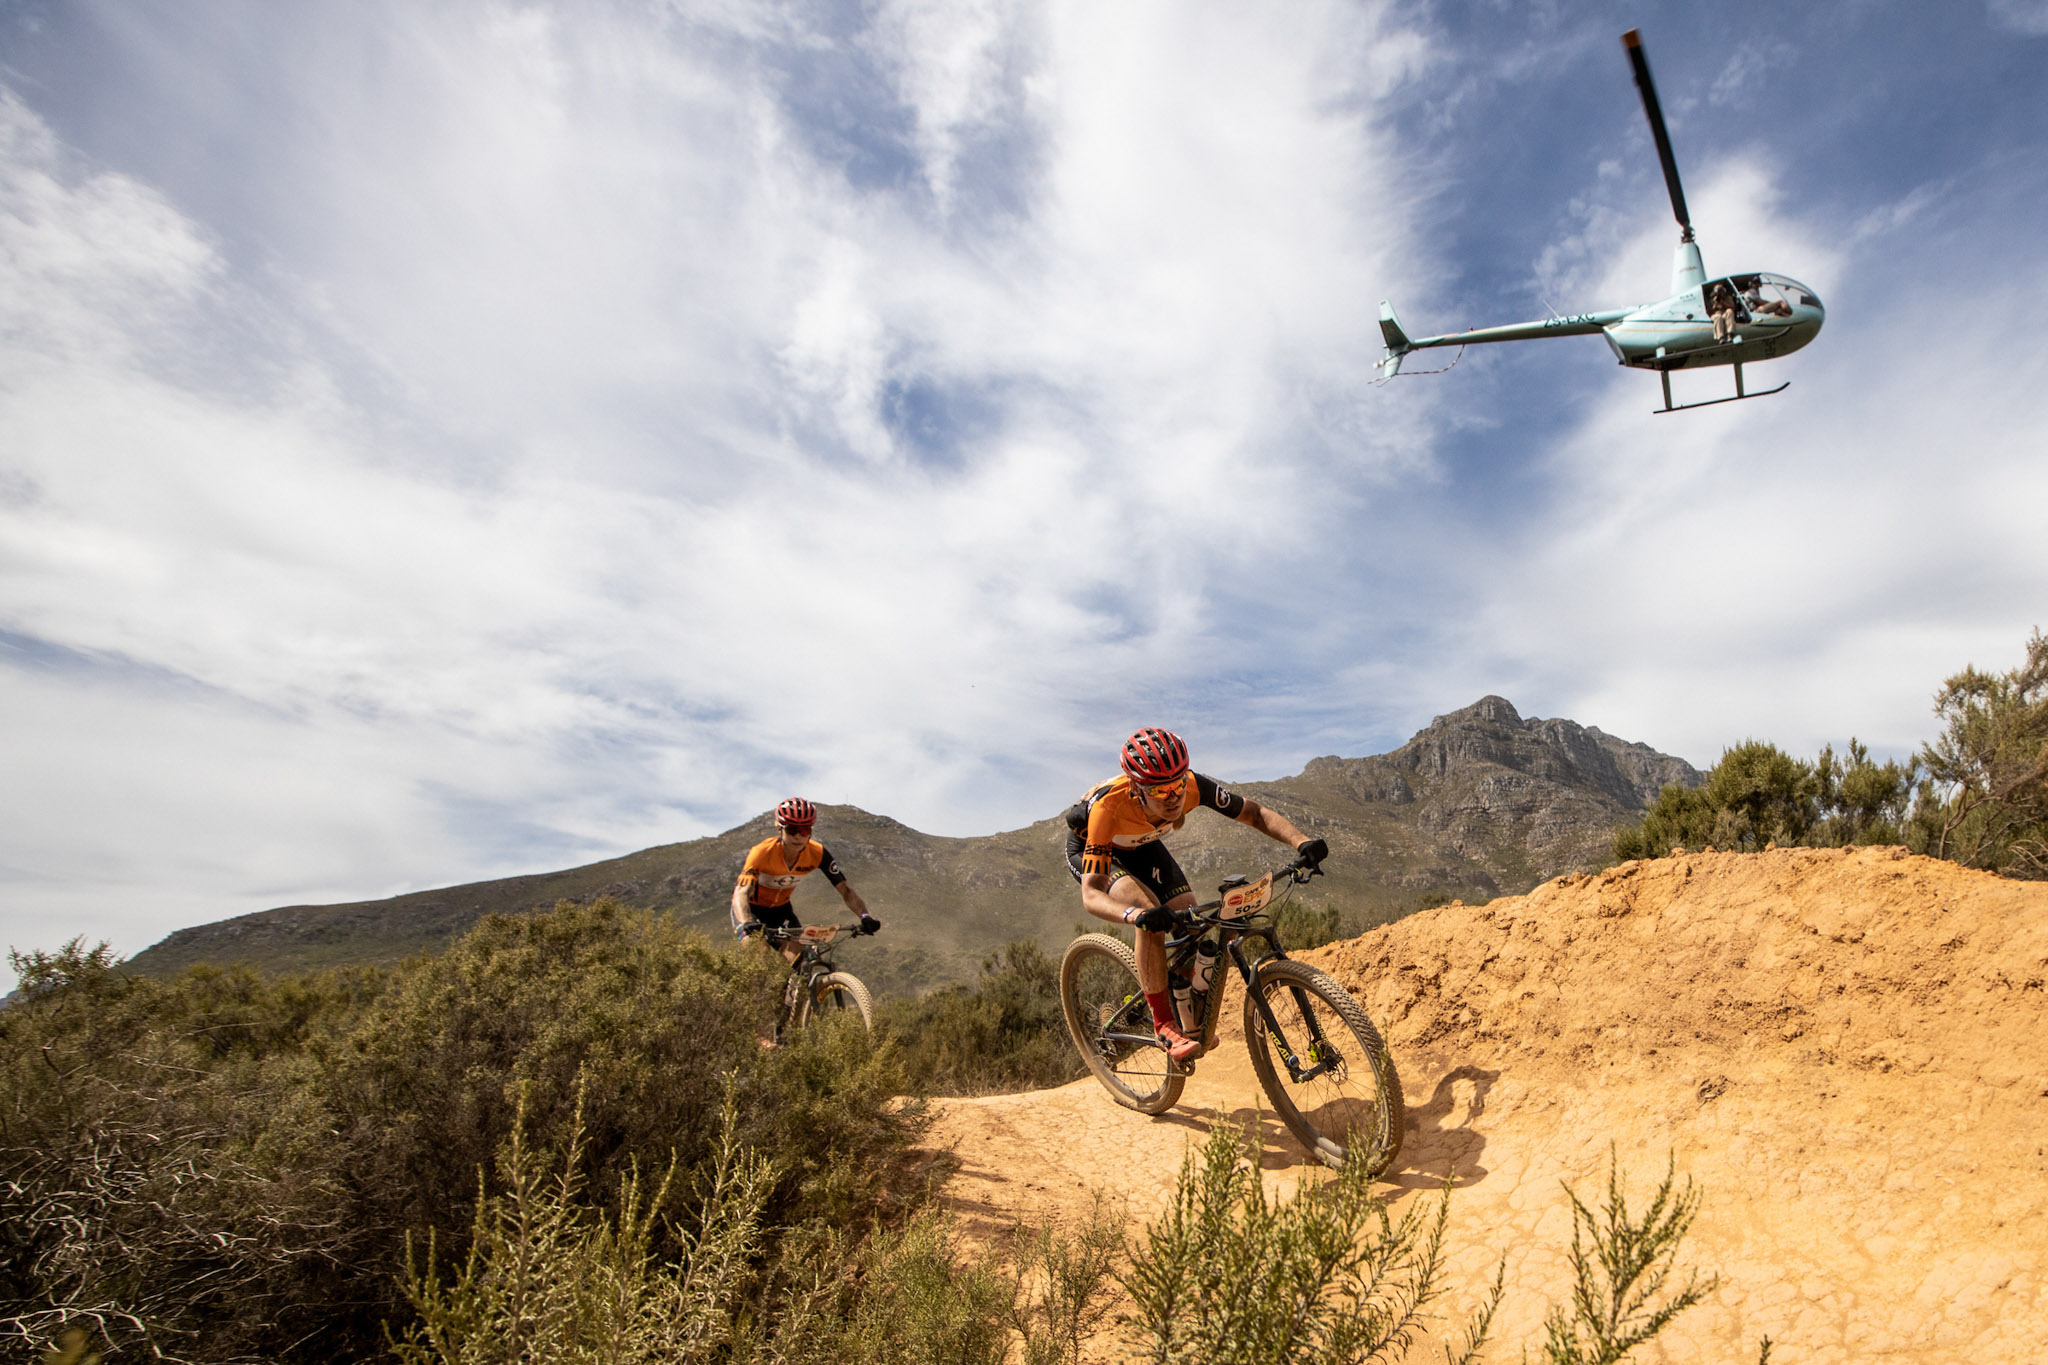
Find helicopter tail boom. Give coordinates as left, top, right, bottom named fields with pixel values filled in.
left=1380, top=304, right=1631, bottom=362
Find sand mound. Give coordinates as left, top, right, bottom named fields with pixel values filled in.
left=929, top=847, right=2048, bottom=1363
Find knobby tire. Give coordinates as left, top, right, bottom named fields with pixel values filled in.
left=811, top=971, right=874, bottom=1030
left=1059, top=934, right=1184, bottom=1115
left=1243, top=959, right=1404, bottom=1175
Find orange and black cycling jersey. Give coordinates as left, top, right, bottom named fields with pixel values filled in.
left=736, top=837, right=848, bottom=909
left=1063, top=772, right=1248, bottom=878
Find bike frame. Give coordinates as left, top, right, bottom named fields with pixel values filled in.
left=763, top=922, right=864, bottom=1030
left=1101, top=861, right=1342, bottom=1084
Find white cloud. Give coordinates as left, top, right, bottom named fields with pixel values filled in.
left=0, top=2, right=1426, bottom=955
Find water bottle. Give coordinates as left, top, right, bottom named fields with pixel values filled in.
left=1170, top=972, right=1193, bottom=1032
left=1185, top=939, right=1221, bottom=1031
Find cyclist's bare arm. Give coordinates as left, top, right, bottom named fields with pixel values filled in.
left=1235, top=797, right=1308, bottom=850
left=729, top=879, right=790, bottom=965
left=833, top=880, right=870, bottom=918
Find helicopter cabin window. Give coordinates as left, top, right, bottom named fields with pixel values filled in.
left=1763, top=273, right=1819, bottom=307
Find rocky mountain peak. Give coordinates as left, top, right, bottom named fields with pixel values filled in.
left=1436, top=694, right=1525, bottom=727
left=1389, top=696, right=1701, bottom=809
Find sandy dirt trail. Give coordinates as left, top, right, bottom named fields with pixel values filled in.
left=929, top=847, right=2048, bottom=1363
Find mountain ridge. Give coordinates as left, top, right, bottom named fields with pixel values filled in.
left=124, top=697, right=1702, bottom=989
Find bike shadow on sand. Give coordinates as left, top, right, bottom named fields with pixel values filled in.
left=1145, top=1063, right=1498, bottom=1192
left=1377, top=1064, right=1498, bottom=1201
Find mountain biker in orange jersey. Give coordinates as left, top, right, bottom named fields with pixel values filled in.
left=732, top=798, right=879, bottom=966
left=1065, top=728, right=1327, bottom=1063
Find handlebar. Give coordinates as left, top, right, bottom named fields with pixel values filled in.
left=760, top=922, right=871, bottom=941
left=1158, top=854, right=1322, bottom=934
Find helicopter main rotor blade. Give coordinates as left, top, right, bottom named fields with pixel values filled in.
left=1622, top=29, right=1693, bottom=241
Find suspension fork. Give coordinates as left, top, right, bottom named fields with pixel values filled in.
left=783, top=951, right=822, bottom=1031
left=1228, top=937, right=1340, bottom=1083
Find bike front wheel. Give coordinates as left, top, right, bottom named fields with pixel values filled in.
left=1059, top=934, right=1184, bottom=1115
left=810, top=971, right=874, bottom=1030
left=1243, top=959, right=1403, bottom=1174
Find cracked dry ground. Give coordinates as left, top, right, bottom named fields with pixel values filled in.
left=927, top=847, right=2048, bottom=1363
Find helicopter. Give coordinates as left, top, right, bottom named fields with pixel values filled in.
left=1377, top=29, right=1824, bottom=414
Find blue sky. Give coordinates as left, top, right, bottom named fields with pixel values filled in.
left=4, top=1, right=2046, bottom=956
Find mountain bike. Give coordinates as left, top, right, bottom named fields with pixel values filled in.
left=1058, top=857, right=1404, bottom=1174
left=763, top=923, right=875, bottom=1034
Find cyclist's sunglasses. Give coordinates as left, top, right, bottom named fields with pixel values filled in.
left=777, top=822, right=814, bottom=836
left=1136, top=778, right=1185, bottom=800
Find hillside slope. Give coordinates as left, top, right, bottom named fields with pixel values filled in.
left=931, top=847, right=2048, bottom=1363
left=125, top=697, right=1699, bottom=987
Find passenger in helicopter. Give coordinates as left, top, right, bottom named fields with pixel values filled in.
left=1709, top=281, right=1739, bottom=342
left=1742, top=277, right=1793, bottom=318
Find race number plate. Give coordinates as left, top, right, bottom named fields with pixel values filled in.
left=1219, top=874, right=1273, bottom=920
left=798, top=926, right=839, bottom=944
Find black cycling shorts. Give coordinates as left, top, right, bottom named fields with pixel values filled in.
left=1063, top=832, right=1191, bottom=905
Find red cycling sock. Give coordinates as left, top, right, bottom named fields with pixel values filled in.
left=1145, top=992, right=1176, bottom=1030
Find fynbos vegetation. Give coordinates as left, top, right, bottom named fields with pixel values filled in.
left=1120, top=1118, right=1499, bottom=1365
left=875, top=940, right=1080, bottom=1096
left=1616, top=628, right=2048, bottom=877
left=1, top=904, right=919, bottom=1362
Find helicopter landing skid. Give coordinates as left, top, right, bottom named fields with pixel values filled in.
left=1655, top=362, right=1788, bottom=414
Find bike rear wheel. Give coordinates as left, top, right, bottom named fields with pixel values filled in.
left=811, top=971, right=873, bottom=1030
left=1059, top=934, right=1184, bottom=1115
left=1243, top=959, right=1403, bottom=1174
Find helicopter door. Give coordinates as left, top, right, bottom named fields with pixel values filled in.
left=1707, top=279, right=1751, bottom=326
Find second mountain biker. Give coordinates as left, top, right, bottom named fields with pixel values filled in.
left=732, top=797, right=880, bottom=965
left=1064, top=728, right=1327, bottom=1062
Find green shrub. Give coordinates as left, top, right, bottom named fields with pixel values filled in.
left=877, top=940, right=1081, bottom=1097
left=1120, top=1117, right=1496, bottom=1365
left=1615, top=738, right=1916, bottom=861
left=1907, top=627, right=2048, bottom=877
left=317, top=902, right=916, bottom=1242
left=1272, top=900, right=1345, bottom=951
left=0, top=940, right=385, bottom=1362
left=746, top=1193, right=1121, bottom=1365
left=1118, top=1124, right=1764, bottom=1365
left=1538, top=1149, right=1747, bottom=1365
left=1, top=903, right=927, bottom=1363
left=395, top=1077, right=772, bottom=1365
left=1005, top=1192, right=1124, bottom=1365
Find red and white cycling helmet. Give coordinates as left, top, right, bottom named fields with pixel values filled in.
left=774, top=797, right=817, bottom=830
left=1120, top=727, right=1190, bottom=784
